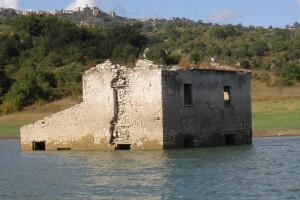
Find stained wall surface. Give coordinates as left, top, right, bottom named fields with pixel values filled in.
left=21, top=60, right=252, bottom=151
left=161, top=69, right=252, bottom=148
left=110, top=60, right=164, bottom=149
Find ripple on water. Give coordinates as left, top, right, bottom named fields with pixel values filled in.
left=0, top=137, right=299, bottom=199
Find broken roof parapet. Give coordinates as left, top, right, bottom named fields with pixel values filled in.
left=85, top=59, right=123, bottom=75
left=167, top=65, right=251, bottom=74
left=190, top=64, right=251, bottom=74
left=134, top=59, right=160, bottom=70
left=95, top=59, right=118, bottom=70
left=85, top=59, right=251, bottom=75
left=86, top=59, right=161, bottom=74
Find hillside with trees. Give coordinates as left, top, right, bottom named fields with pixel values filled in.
left=0, top=13, right=299, bottom=114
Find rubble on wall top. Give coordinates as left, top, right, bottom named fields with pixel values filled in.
left=85, top=59, right=251, bottom=75
left=169, top=64, right=251, bottom=74
left=198, top=65, right=251, bottom=74
left=96, top=59, right=117, bottom=70
left=85, top=59, right=120, bottom=74
left=86, top=59, right=161, bottom=75
left=134, top=59, right=160, bottom=70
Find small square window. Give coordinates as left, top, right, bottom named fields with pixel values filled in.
left=224, top=86, right=231, bottom=106
left=184, top=84, right=193, bottom=106
left=32, top=141, right=45, bottom=150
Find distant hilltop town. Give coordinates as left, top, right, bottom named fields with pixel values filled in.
left=0, top=4, right=179, bottom=27
left=0, top=5, right=116, bottom=17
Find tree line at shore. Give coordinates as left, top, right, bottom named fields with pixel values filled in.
left=0, top=14, right=299, bottom=113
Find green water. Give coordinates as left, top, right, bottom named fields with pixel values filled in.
left=0, top=137, right=299, bottom=199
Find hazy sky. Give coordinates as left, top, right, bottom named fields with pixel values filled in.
left=1, top=0, right=300, bottom=27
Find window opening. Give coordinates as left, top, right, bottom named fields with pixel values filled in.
left=183, top=136, right=193, bottom=148
left=225, top=134, right=237, bottom=145
left=184, top=84, right=193, bottom=106
left=224, top=86, right=231, bottom=106
left=32, top=141, right=46, bottom=151
left=116, top=144, right=131, bottom=150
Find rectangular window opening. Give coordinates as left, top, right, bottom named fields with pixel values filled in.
left=32, top=141, right=46, bottom=151
left=183, top=136, right=193, bottom=148
left=225, top=134, right=237, bottom=145
left=224, top=86, right=231, bottom=106
left=116, top=144, right=131, bottom=150
left=184, top=84, right=193, bottom=106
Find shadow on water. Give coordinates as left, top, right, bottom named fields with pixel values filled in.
left=0, top=137, right=299, bottom=199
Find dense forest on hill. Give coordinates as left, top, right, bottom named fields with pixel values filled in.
left=0, top=13, right=299, bottom=113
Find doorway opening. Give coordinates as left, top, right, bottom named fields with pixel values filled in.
left=32, top=141, right=46, bottom=150
left=225, top=134, right=237, bottom=145
left=116, top=144, right=131, bottom=150
left=183, top=136, right=193, bottom=148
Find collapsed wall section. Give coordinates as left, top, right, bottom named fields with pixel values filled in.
left=20, top=102, right=113, bottom=150
left=111, top=60, right=164, bottom=149
left=21, top=60, right=117, bottom=150
left=21, top=59, right=164, bottom=150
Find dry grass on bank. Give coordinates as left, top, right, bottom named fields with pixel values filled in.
left=251, top=80, right=300, bottom=101
left=253, top=130, right=300, bottom=137
left=0, top=98, right=80, bottom=138
left=250, top=79, right=300, bottom=137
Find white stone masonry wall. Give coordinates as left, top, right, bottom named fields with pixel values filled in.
left=21, top=59, right=164, bottom=150
left=112, top=60, right=164, bottom=147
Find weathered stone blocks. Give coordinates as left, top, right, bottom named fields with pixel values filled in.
left=21, top=59, right=252, bottom=151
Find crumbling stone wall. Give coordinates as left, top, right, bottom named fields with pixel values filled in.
left=21, top=59, right=252, bottom=151
left=108, top=60, right=164, bottom=149
left=20, top=102, right=113, bottom=150
left=21, top=60, right=164, bottom=150
left=21, top=61, right=117, bottom=150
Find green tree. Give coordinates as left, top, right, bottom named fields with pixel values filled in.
left=13, top=14, right=43, bottom=36
left=0, top=69, right=11, bottom=101
left=166, top=53, right=181, bottom=65
left=0, top=34, right=23, bottom=65
left=281, top=62, right=300, bottom=81
left=189, top=50, right=202, bottom=64
left=1, top=65, right=42, bottom=112
left=55, top=63, right=85, bottom=99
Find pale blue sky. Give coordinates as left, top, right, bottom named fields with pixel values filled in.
left=1, top=0, right=300, bottom=27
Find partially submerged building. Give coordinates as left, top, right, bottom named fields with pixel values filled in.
left=21, top=60, right=252, bottom=151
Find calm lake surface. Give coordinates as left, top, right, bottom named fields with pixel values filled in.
left=0, top=137, right=299, bottom=200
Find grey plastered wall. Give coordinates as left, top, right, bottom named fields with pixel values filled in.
left=161, top=69, right=252, bottom=148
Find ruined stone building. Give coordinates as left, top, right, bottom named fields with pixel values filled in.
left=21, top=60, right=252, bottom=151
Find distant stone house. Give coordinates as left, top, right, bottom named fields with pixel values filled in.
left=92, top=7, right=100, bottom=16
left=21, top=60, right=252, bottom=151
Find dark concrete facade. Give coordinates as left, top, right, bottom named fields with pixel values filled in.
left=161, top=69, right=252, bottom=148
